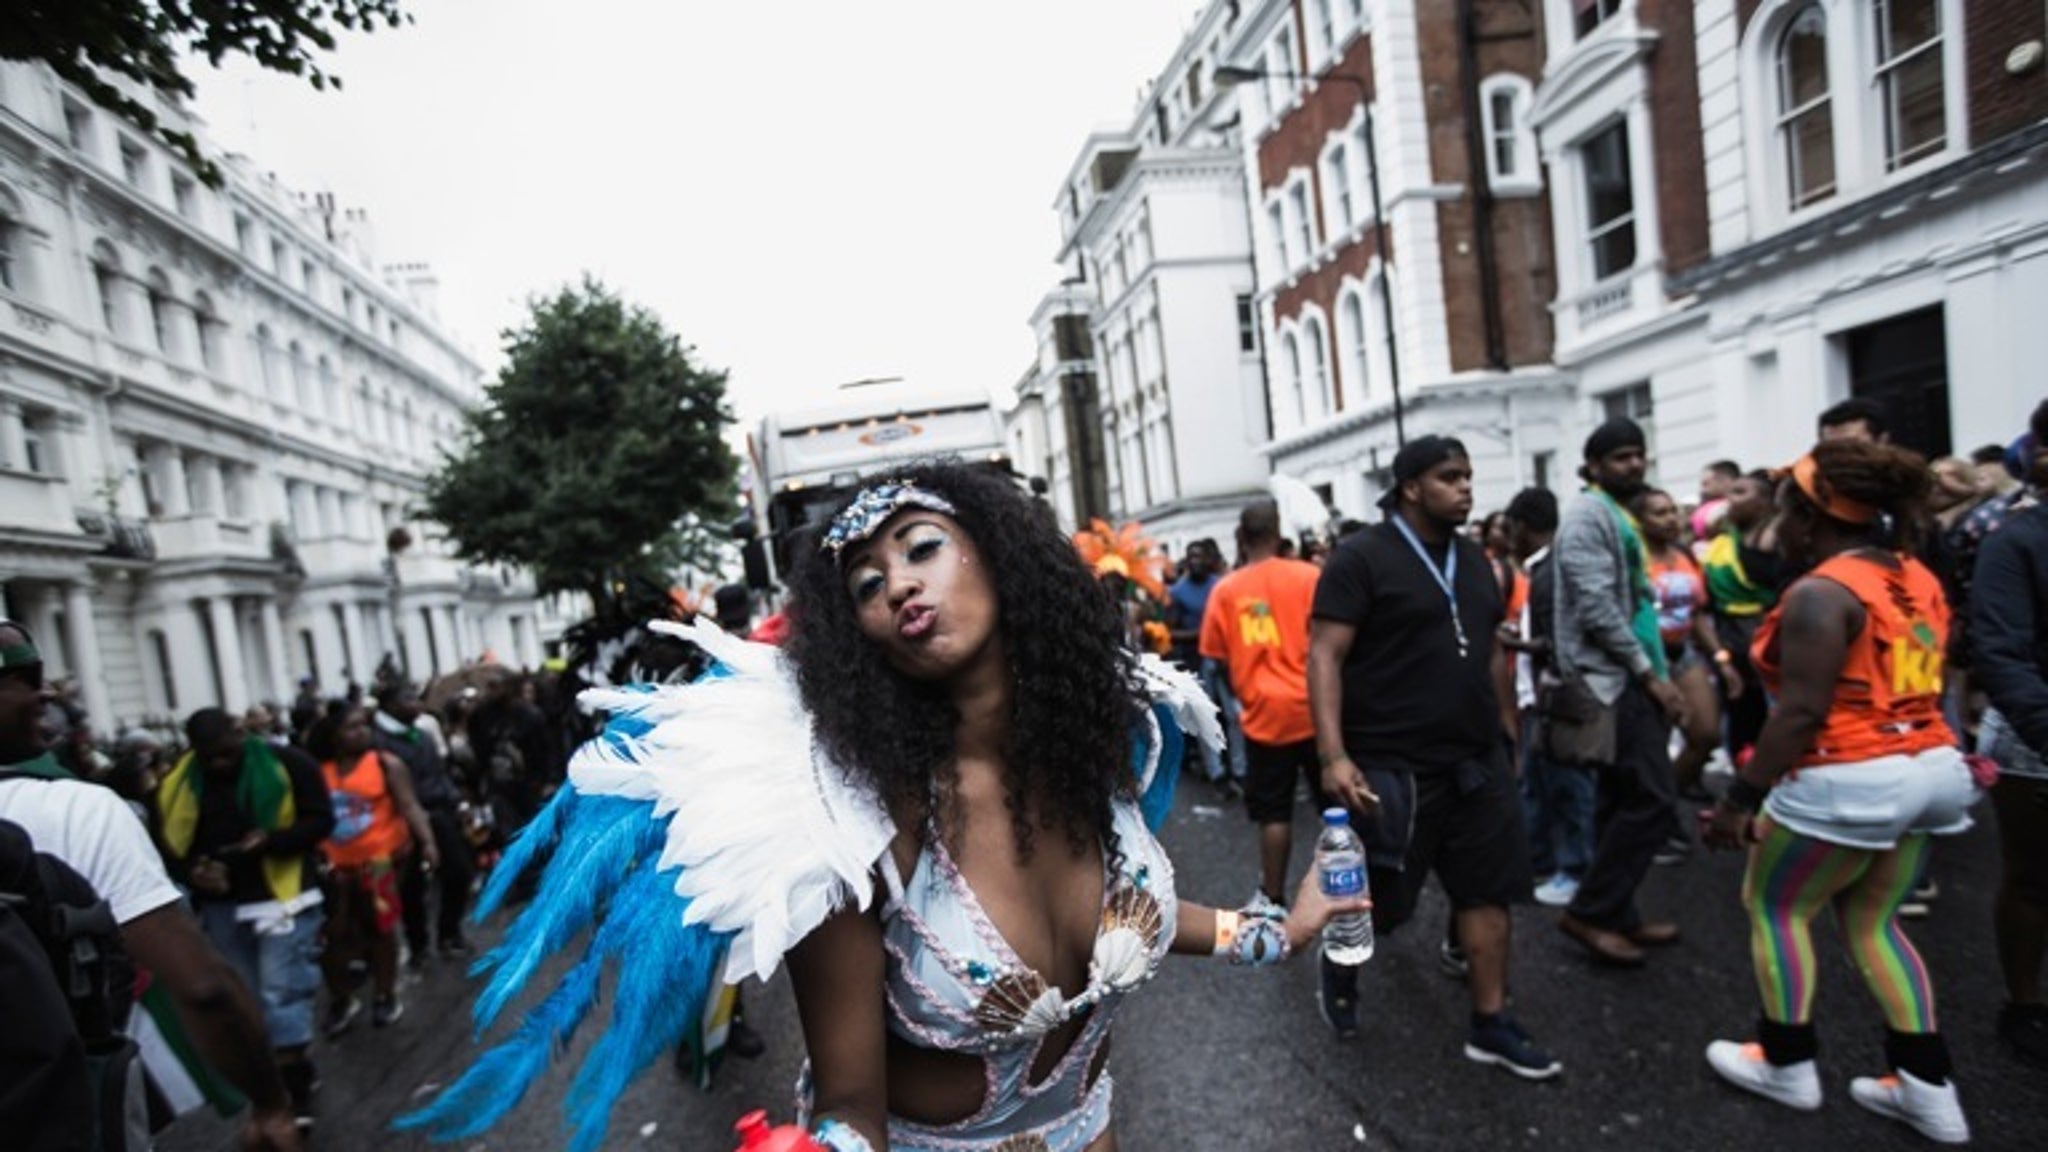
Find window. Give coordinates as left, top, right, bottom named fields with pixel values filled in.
left=118, top=138, right=146, bottom=187
left=193, top=293, right=219, bottom=370
left=1600, top=383, right=1656, bottom=465
left=301, top=259, right=317, bottom=299
left=145, top=271, right=172, bottom=353
left=1267, top=200, right=1290, bottom=269
left=1310, top=0, right=1335, bottom=55
left=91, top=247, right=121, bottom=334
left=1288, top=180, right=1315, bottom=263
left=1339, top=290, right=1369, bottom=402
left=21, top=412, right=51, bottom=474
left=0, top=207, right=17, bottom=292
left=234, top=214, right=253, bottom=256
left=1575, top=0, right=1624, bottom=39
left=254, top=325, right=276, bottom=397
left=1236, top=295, right=1258, bottom=353
left=1776, top=5, right=1835, bottom=208
left=1283, top=332, right=1305, bottom=426
left=1323, top=142, right=1354, bottom=232
left=1874, top=0, right=1945, bottom=171
left=270, top=239, right=287, bottom=280
left=63, top=102, right=91, bottom=154
left=1353, top=119, right=1377, bottom=218
left=1531, top=450, right=1555, bottom=490
left=1478, top=76, right=1537, bottom=192
left=1302, top=315, right=1331, bottom=416
left=171, top=176, right=195, bottom=219
left=342, top=286, right=356, bottom=324
left=1580, top=121, right=1636, bottom=281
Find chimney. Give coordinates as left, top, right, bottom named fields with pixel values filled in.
left=384, top=262, right=440, bottom=320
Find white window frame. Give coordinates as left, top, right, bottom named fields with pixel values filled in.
left=1337, top=287, right=1370, bottom=407
left=1287, top=175, right=1316, bottom=267
left=1774, top=2, right=1837, bottom=210
left=1320, top=137, right=1355, bottom=235
left=1870, top=0, right=1948, bottom=172
left=1578, top=119, right=1638, bottom=285
left=1281, top=326, right=1306, bottom=432
left=1738, top=0, right=1966, bottom=234
left=1478, top=74, right=1541, bottom=196
left=0, top=189, right=23, bottom=294
left=1265, top=197, right=1290, bottom=275
left=1299, top=308, right=1333, bottom=420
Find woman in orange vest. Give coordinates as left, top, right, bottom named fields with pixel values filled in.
left=1703, top=440, right=1980, bottom=1144
left=309, top=703, right=437, bottom=1035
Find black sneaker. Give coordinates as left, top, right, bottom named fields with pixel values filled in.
left=1465, top=1014, right=1562, bottom=1080
left=1653, top=835, right=1692, bottom=866
left=1439, top=938, right=1470, bottom=980
left=1317, top=952, right=1360, bottom=1039
left=2001, top=1002, right=2048, bottom=1069
left=372, top=993, right=404, bottom=1027
left=281, top=1059, right=318, bottom=1131
left=323, top=995, right=360, bottom=1039
left=725, top=1017, right=766, bottom=1060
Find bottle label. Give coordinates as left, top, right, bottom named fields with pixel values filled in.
left=1321, top=864, right=1366, bottom=898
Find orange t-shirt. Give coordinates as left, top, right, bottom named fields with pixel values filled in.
left=1199, top=557, right=1320, bottom=745
left=321, top=750, right=411, bottom=867
left=1752, top=552, right=1956, bottom=767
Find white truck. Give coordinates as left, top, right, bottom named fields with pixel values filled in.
left=741, top=380, right=1011, bottom=585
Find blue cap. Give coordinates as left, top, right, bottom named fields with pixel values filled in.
left=1321, top=807, right=1350, bottom=825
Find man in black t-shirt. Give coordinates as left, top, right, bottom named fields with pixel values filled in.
left=1308, top=436, right=1560, bottom=1080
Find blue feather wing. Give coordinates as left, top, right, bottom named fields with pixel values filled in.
left=398, top=698, right=735, bottom=1150
left=1136, top=700, right=1185, bottom=832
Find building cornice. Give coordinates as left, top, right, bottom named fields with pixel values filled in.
left=1260, top=372, right=1574, bottom=457
left=1528, top=28, right=1659, bottom=131
left=1670, top=119, right=2048, bottom=296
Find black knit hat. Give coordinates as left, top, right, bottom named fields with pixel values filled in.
left=1583, top=417, right=1646, bottom=462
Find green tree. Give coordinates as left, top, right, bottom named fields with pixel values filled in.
left=0, top=1, right=411, bottom=182
left=423, top=278, right=737, bottom=616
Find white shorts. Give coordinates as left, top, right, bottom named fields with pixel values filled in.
left=1763, top=745, right=1978, bottom=850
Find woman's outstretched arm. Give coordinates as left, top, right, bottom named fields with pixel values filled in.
left=787, top=904, right=891, bottom=1149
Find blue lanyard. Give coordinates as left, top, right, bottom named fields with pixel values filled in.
left=1392, top=516, right=1472, bottom=658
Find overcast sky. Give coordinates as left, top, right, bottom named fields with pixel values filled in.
left=191, top=0, right=1200, bottom=423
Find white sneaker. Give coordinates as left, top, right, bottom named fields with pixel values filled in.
left=1533, top=874, right=1580, bottom=908
left=1705, top=1040, right=1822, bottom=1111
left=1850, top=1069, right=1969, bottom=1144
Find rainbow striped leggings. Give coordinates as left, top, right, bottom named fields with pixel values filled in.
left=1741, top=817, right=1936, bottom=1032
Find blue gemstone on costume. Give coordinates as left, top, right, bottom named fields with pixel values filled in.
left=1133, top=865, right=1150, bottom=889
left=966, top=960, right=994, bottom=985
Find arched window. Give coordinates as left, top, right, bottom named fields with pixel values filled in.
left=1282, top=330, right=1305, bottom=429
left=192, top=291, right=221, bottom=370
left=317, top=356, right=338, bottom=422
left=0, top=186, right=26, bottom=294
left=1776, top=3, right=1834, bottom=209
left=1478, top=75, right=1539, bottom=195
left=289, top=341, right=314, bottom=411
left=144, top=268, right=173, bottom=354
left=1302, top=313, right=1332, bottom=418
left=1338, top=290, right=1370, bottom=405
left=90, top=240, right=122, bottom=335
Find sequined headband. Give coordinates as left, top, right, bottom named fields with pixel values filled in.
left=820, top=482, right=957, bottom=557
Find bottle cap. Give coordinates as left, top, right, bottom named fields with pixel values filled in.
left=1321, top=806, right=1350, bottom=826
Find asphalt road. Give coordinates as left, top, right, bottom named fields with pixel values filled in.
left=162, top=777, right=2048, bottom=1151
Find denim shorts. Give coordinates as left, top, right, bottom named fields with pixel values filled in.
left=196, top=899, right=326, bottom=1048
left=1763, top=746, right=1978, bottom=851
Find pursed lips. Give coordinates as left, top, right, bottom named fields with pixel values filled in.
left=897, top=602, right=937, bottom=640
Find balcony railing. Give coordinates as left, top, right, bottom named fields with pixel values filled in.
left=152, top=514, right=271, bottom=564
left=0, top=468, right=83, bottom=536
left=396, top=550, right=465, bottom=589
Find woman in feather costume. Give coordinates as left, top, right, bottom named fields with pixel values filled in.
left=403, top=462, right=1360, bottom=1152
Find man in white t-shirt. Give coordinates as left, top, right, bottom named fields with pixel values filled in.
left=0, top=618, right=300, bottom=1150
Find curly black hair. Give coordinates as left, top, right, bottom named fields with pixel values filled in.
left=784, top=461, right=1144, bottom=863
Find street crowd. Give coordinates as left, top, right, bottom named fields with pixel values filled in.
left=1139, top=398, right=2046, bottom=1144
left=3, top=394, right=2047, bottom=1150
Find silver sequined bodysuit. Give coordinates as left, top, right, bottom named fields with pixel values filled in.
left=870, top=796, right=1177, bottom=1151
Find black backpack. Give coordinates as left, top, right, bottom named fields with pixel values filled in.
left=0, top=815, right=148, bottom=1151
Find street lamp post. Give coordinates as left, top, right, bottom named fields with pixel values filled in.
left=1213, top=64, right=1406, bottom=447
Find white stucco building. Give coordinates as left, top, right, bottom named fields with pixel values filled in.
left=0, top=62, right=552, bottom=735
left=1531, top=0, right=2048, bottom=483
left=1012, top=0, right=1272, bottom=556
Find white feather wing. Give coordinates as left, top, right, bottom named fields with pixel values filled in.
left=570, top=620, right=894, bottom=985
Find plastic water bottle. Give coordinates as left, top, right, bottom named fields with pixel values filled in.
left=1317, top=807, right=1375, bottom=965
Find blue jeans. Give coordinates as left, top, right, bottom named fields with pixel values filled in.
left=1521, top=716, right=1595, bottom=880
left=1206, top=659, right=1249, bottom=782
left=197, top=899, right=326, bottom=1048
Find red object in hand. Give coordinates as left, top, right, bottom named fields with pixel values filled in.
left=733, top=1110, right=824, bottom=1152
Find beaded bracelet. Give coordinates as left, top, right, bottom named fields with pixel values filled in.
left=1218, top=904, right=1291, bottom=966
